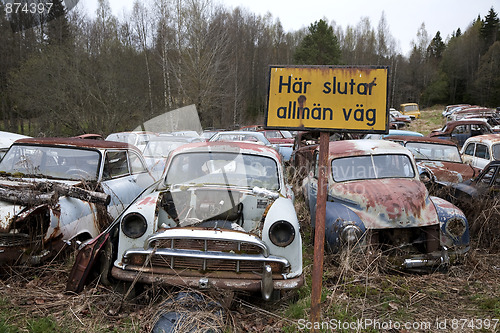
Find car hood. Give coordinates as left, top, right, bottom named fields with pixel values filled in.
left=329, top=178, right=439, bottom=229
left=0, top=177, right=102, bottom=230
left=417, top=160, right=476, bottom=183
left=266, top=138, right=294, bottom=145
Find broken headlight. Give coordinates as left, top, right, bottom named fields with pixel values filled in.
left=121, top=213, right=148, bottom=239
left=445, top=217, right=466, bottom=239
left=340, top=224, right=362, bottom=246
left=269, top=220, right=295, bottom=247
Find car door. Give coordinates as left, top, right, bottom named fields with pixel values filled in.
left=462, top=142, right=475, bottom=165
left=101, top=150, right=153, bottom=218
left=450, top=125, right=470, bottom=147
left=476, top=165, right=498, bottom=197
left=473, top=143, right=491, bottom=170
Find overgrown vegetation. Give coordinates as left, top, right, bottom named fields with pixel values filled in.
left=0, top=108, right=499, bottom=332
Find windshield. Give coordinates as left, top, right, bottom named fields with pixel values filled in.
left=404, top=104, right=418, bottom=112
left=107, top=133, right=137, bottom=145
left=165, top=152, right=279, bottom=190
left=493, top=144, right=500, bottom=161
left=211, top=133, right=269, bottom=145
left=0, top=145, right=101, bottom=181
left=406, top=142, right=462, bottom=162
left=143, top=141, right=186, bottom=157
left=263, top=130, right=282, bottom=139
left=332, top=154, right=415, bottom=182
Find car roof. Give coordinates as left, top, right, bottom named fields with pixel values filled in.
left=463, top=134, right=500, bottom=145
left=387, top=129, right=423, bottom=136
left=328, top=139, right=412, bottom=159
left=169, top=141, right=280, bottom=159
left=445, top=119, right=489, bottom=126
left=384, top=136, right=457, bottom=146
left=0, top=131, right=30, bottom=148
left=14, top=137, right=139, bottom=151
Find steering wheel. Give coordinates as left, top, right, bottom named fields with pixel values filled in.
left=65, top=168, right=92, bottom=180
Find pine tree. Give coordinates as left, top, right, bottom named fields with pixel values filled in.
left=293, top=19, right=341, bottom=65
left=46, top=0, right=71, bottom=45
left=427, top=31, right=446, bottom=60
left=480, top=7, right=499, bottom=51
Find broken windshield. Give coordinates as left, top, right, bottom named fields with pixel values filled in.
left=332, top=154, right=415, bottom=182
left=165, top=152, right=280, bottom=190
left=405, top=142, right=462, bottom=162
left=0, top=144, right=101, bottom=181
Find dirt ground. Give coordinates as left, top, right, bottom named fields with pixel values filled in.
left=0, top=233, right=498, bottom=332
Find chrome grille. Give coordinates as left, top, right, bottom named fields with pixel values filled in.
left=129, top=253, right=280, bottom=273
left=0, top=234, right=33, bottom=247
left=150, top=238, right=263, bottom=254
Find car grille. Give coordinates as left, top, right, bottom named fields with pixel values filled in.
left=366, top=225, right=440, bottom=255
left=126, top=253, right=284, bottom=273
left=150, top=238, right=263, bottom=254
left=0, top=233, right=34, bottom=247
left=122, top=230, right=289, bottom=274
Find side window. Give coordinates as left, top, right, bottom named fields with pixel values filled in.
left=103, top=151, right=129, bottom=179
left=475, top=144, right=490, bottom=160
left=479, top=167, right=496, bottom=186
left=480, top=125, right=492, bottom=134
left=452, top=125, right=469, bottom=135
left=129, top=151, right=147, bottom=174
left=463, top=143, right=475, bottom=156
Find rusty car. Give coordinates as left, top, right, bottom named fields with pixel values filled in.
left=301, top=139, right=470, bottom=270
left=428, top=119, right=496, bottom=148
left=384, top=136, right=478, bottom=185
left=0, top=137, right=156, bottom=265
left=441, top=160, right=500, bottom=212
left=460, top=134, right=500, bottom=171
left=67, top=141, right=304, bottom=300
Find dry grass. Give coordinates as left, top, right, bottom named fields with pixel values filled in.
left=0, top=108, right=499, bottom=332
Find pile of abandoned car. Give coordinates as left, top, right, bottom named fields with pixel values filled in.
left=0, top=108, right=497, bottom=300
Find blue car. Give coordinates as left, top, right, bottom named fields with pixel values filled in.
left=302, top=139, right=469, bottom=270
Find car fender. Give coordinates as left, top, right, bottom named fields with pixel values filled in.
left=430, top=196, right=470, bottom=248
left=262, top=197, right=302, bottom=277
left=321, top=201, right=366, bottom=253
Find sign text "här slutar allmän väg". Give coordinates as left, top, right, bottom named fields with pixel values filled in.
left=265, top=66, right=389, bottom=132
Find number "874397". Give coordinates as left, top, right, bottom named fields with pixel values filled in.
left=5, top=2, right=53, bottom=15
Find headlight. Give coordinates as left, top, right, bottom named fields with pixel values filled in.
left=269, top=220, right=295, bottom=247
left=340, top=224, right=362, bottom=245
left=121, top=213, right=148, bottom=239
left=445, top=217, right=466, bottom=239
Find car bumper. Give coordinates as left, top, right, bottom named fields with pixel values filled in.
left=111, top=265, right=304, bottom=299
left=394, top=245, right=469, bottom=271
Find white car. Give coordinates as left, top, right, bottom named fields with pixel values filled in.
left=106, top=131, right=158, bottom=152
left=390, top=109, right=412, bottom=122
left=0, top=137, right=156, bottom=265
left=67, top=141, right=304, bottom=300
left=461, top=134, right=500, bottom=170
left=142, top=136, right=202, bottom=179
left=0, top=131, right=30, bottom=159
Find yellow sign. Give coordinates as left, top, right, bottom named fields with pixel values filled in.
left=265, top=66, right=389, bottom=132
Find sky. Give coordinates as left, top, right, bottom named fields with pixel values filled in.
left=79, top=0, right=496, bottom=56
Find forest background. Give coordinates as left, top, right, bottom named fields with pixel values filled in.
left=0, top=0, right=499, bottom=137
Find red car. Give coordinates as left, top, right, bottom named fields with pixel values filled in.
left=384, top=136, right=479, bottom=184
left=428, top=119, right=496, bottom=148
